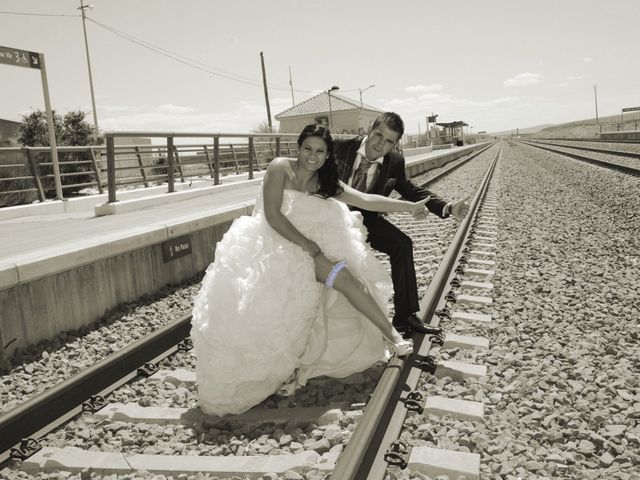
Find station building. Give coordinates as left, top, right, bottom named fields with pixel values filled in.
left=275, top=92, right=383, bottom=135
left=0, top=118, right=21, bottom=147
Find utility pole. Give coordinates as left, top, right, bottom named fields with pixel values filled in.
left=260, top=52, right=273, bottom=132
left=358, top=84, right=375, bottom=108
left=78, top=0, right=99, bottom=142
left=593, top=85, right=599, bottom=125
left=288, top=66, right=295, bottom=106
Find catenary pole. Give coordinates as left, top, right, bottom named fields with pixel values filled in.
left=78, top=0, right=100, bottom=142
left=260, top=52, right=273, bottom=132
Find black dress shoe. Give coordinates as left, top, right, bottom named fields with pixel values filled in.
left=404, top=313, right=443, bottom=335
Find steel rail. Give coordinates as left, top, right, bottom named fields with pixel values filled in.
left=0, top=314, right=191, bottom=463
left=419, top=143, right=494, bottom=187
left=529, top=137, right=640, bottom=144
left=362, top=145, right=500, bottom=480
left=525, top=139, right=640, bottom=159
left=331, top=144, right=500, bottom=479
left=520, top=140, right=640, bottom=176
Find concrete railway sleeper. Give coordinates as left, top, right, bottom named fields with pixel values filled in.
left=0, top=144, right=501, bottom=479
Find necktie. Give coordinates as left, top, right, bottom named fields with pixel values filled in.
left=352, top=158, right=377, bottom=192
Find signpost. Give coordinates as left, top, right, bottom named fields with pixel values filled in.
left=162, top=236, right=193, bottom=263
left=0, top=45, right=63, bottom=200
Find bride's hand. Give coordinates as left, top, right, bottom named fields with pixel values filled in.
left=409, top=196, right=432, bottom=218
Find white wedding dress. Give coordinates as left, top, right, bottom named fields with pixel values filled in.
left=190, top=186, right=393, bottom=416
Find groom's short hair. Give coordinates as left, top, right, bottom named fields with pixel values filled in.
left=371, top=112, right=405, bottom=138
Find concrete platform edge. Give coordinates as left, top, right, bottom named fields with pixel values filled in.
left=0, top=202, right=254, bottom=290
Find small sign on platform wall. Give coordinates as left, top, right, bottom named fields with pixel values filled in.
left=162, top=235, right=192, bottom=263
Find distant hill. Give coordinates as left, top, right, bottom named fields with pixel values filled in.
left=490, top=123, right=555, bottom=137
left=491, top=112, right=640, bottom=139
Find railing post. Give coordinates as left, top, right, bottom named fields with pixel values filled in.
left=275, top=137, right=281, bottom=157
left=89, top=147, right=104, bottom=194
left=248, top=137, right=254, bottom=180
left=173, top=145, right=185, bottom=183
left=134, top=146, right=150, bottom=187
left=24, top=147, right=45, bottom=202
left=106, top=135, right=117, bottom=203
left=203, top=145, right=214, bottom=179
left=167, top=136, right=175, bottom=193
left=229, top=144, right=239, bottom=173
left=213, top=136, right=220, bottom=185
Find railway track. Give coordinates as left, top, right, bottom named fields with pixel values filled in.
left=0, top=143, right=501, bottom=479
left=528, top=137, right=640, bottom=144
left=519, top=140, right=640, bottom=177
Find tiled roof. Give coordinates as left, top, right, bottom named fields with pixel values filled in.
left=275, top=92, right=382, bottom=119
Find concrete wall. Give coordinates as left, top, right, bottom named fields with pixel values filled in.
left=599, top=130, right=640, bottom=141
left=0, top=209, right=248, bottom=358
left=405, top=143, right=488, bottom=177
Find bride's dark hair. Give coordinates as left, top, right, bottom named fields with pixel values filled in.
left=297, top=124, right=342, bottom=198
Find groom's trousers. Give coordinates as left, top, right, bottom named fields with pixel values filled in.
left=365, top=216, right=419, bottom=326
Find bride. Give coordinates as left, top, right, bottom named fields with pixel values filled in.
left=191, top=124, right=430, bottom=416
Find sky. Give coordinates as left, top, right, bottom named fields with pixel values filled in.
left=1, top=0, right=639, bottom=136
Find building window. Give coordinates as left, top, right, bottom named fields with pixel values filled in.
left=315, top=116, right=329, bottom=127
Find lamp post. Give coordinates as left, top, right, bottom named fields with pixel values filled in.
left=78, top=0, right=99, bottom=142
left=359, top=84, right=375, bottom=108
left=327, top=85, right=339, bottom=130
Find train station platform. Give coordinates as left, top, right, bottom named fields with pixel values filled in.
left=0, top=144, right=487, bottom=358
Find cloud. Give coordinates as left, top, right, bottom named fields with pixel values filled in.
left=405, top=84, right=444, bottom=93
left=558, top=82, right=570, bottom=87
left=503, top=73, right=543, bottom=87
left=567, top=75, right=585, bottom=81
left=378, top=94, right=520, bottom=112
left=419, top=92, right=453, bottom=101
left=99, top=97, right=292, bottom=134
left=100, top=105, right=137, bottom=113
left=583, top=57, right=593, bottom=62
left=155, top=104, right=196, bottom=114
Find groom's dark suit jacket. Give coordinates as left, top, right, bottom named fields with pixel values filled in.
left=334, top=136, right=449, bottom=228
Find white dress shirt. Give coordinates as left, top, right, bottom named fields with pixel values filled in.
left=347, top=136, right=384, bottom=192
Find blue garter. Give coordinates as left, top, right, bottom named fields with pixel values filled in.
left=325, top=261, right=347, bottom=289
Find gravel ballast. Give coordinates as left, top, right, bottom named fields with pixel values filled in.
left=390, top=141, right=639, bottom=480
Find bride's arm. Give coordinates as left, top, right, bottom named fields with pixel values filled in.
left=335, top=181, right=430, bottom=215
left=263, top=159, right=320, bottom=256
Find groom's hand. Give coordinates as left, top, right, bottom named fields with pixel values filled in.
left=412, top=207, right=428, bottom=221
left=451, top=196, right=471, bottom=220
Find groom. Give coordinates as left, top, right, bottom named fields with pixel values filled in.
left=334, top=112, right=469, bottom=335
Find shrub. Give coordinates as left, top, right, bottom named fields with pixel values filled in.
left=17, top=110, right=98, bottom=199
left=0, top=152, right=40, bottom=207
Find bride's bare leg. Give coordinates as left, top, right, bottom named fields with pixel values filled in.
left=314, top=255, right=403, bottom=344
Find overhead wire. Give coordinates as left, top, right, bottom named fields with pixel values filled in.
left=0, top=11, right=79, bottom=17
left=85, top=16, right=314, bottom=94
left=1, top=10, right=362, bottom=100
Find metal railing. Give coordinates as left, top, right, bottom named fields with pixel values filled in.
left=0, top=145, right=103, bottom=203
left=0, top=133, right=302, bottom=206
left=1, top=130, right=448, bottom=207
left=103, top=131, right=302, bottom=203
